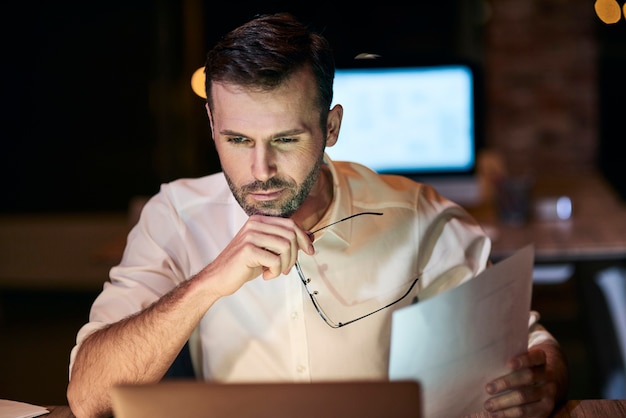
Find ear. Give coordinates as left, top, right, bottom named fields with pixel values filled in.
left=325, top=104, right=343, bottom=147
left=205, top=103, right=215, bottom=139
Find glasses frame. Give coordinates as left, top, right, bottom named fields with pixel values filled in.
left=295, top=212, right=420, bottom=328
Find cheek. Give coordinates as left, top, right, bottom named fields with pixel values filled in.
left=278, top=150, right=320, bottom=182
left=217, top=148, right=249, bottom=182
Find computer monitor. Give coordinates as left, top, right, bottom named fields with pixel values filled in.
left=328, top=60, right=482, bottom=179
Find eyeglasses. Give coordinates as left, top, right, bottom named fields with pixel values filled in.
left=295, top=212, right=420, bottom=328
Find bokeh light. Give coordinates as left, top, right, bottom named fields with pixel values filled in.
left=595, top=0, right=622, bottom=24
left=191, top=67, right=207, bottom=99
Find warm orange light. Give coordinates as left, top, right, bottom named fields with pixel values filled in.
left=191, top=67, right=207, bottom=99
left=595, top=0, right=622, bottom=24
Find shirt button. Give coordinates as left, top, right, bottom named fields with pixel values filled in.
left=291, top=311, right=299, bottom=320
left=296, top=365, right=306, bottom=373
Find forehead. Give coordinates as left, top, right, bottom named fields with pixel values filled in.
left=210, top=71, right=323, bottom=139
left=211, top=68, right=320, bottom=118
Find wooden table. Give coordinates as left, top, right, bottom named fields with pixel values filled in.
left=44, top=400, right=626, bottom=417
left=469, top=173, right=626, bottom=262
left=553, top=399, right=626, bottom=417
left=0, top=212, right=129, bottom=290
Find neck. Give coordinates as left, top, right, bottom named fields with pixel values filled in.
left=291, top=164, right=334, bottom=231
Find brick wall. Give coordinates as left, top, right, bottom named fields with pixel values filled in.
left=484, top=0, right=598, bottom=177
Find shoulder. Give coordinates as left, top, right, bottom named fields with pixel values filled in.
left=331, top=160, right=441, bottom=205
left=137, top=173, right=243, bottom=225
left=330, top=159, right=485, bottom=235
left=152, top=173, right=237, bottom=209
left=159, top=173, right=232, bottom=203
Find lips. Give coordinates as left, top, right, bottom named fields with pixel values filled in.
left=249, top=189, right=283, bottom=201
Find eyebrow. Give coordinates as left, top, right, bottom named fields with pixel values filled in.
left=219, top=128, right=307, bottom=139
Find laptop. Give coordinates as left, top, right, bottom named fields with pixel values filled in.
left=111, top=380, right=421, bottom=418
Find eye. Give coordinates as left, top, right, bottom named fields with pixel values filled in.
left=227, top=136, right=250, bottom=145
left=275, top=137, right=297, bottom=144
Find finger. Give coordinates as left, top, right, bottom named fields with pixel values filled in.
left=246, top=215, right=295, bottom=247
left=208, top=240, right=281, bottom=296
left=249, top=217, right=312, bottom=275
left=261, top=218, right=315, bottom=270
left=484, top=389, right=554, bottom=418
left=487, top=365, right=549, bottom=396
left=264, top=222, right=306, bottom=274
left=486, top=370, right=527, bottom=395
left=509, top=348, right=546, bottom=371
left=288, top=221, right=314, bottom=256
left=484, top=386, right=542, bottom=414
left=237, top=216, right=315, bottom=279
left=254, top=236, right=295, bottom=278
left=250, top=215, right=314, bottom=257
left=227, top=223, right=285, bottom=278
left=246, top=235, right=298, bottom=280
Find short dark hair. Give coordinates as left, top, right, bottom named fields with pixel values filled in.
left=204, top=12, right=335, bottom=127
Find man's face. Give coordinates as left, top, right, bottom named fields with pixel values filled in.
left=208, top=68, right=330, bottom=217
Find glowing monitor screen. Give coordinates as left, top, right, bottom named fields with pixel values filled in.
left=327, top=64, right=478, bottom=176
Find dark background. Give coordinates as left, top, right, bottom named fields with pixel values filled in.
left=1, top=1, right=159, bottom=212
left=597, top=16, right=626, bottom=201
left=1, top=1, right=624, bottom=213
left=0, top=0, right=485, bottom=213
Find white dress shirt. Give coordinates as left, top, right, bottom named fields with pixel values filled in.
left=70, top=155, right=504, bottom=382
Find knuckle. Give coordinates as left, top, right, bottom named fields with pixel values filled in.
left=516, top=368, right=535, bottom=386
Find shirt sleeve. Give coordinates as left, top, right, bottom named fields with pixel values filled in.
left=413, top=184, right=556, bottom=351
left=528, top=310, right=559, bottom=347
left=69, top=189, right=188, bottom=378
left=414, top=183, right=492, bottom=302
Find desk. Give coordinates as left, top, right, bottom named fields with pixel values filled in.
left=0, top=212, right=129, bottom=290
left=469, top=173, right=626, bottom=262
left=44, top=400, right=626, bottom=417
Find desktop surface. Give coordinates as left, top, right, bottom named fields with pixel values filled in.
left=43, top=399, right=626, bottom=418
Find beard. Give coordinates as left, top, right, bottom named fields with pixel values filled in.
left=224, top=154, right=324, bottom=218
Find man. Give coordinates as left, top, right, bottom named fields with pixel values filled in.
left=67, top=12, right=568, bottom=418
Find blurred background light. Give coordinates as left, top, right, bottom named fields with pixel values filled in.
left=595, top=0, right=622, bottom=23
left=191, top=66, right=206, bottom=99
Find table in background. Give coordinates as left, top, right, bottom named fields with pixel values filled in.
left=469, top=173, right=626, bottom=262
left=44, top=400, right=626, bottom=417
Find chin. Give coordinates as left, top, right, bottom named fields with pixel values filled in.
left=246, top=203, right=286, bottom=217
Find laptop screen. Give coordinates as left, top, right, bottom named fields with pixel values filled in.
left=327, top=61, right=482, bottom=177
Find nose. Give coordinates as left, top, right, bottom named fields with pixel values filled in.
left=251, top=144, right=277, bottom=182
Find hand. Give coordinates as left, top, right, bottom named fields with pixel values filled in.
left=200, top=215, right=315, bottom=296
left=483, top=343, right=568, bottom=417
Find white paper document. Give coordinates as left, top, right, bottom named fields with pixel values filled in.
left=0, top=400, right=49, bottom=418
left=389, top=244, right=535, bottom=418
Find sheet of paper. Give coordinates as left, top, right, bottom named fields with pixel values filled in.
left=389, top=244, right=534, bottom=418
left=0, top=400, right=49, bottom=418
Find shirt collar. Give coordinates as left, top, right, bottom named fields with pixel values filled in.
left=310, top=153, right=354, bottom=247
